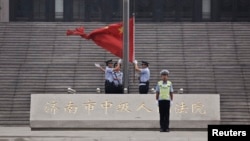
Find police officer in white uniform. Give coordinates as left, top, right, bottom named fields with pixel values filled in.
left=133, top=60, right=150, bottom=94
left=95, top=59, right=121, bottom=94
left=155, top=69, right=174, bottom=132
left=112, top=62, right=123, bottom=94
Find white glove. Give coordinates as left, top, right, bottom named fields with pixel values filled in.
left=156, top=100, right=159, bottom=106
left=171, top=101, right=173, bottom=106
left=94, top=63, right=101, bottom=68
left=133, top=60, right=138, bottom=64
left=118, top=59, right=122, bottom=64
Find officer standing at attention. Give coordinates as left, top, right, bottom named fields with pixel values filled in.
left=155, top=69, right=174, bottom=132
left=95, top=59, right=121, bottom=94
left=133, top=60, right=150, bottom=94
left=112, top=62, right=123, bottom=94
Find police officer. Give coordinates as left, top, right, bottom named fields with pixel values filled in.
left=112, top=62, right=123, bottom=94
left=95, top=59, right=121, bottom=94
left=133, top=60, right=150, bottom=94
left=155, top=69, right=174, bottom=132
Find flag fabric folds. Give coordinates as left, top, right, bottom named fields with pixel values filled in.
left=66, top=18, right=134, bottom=62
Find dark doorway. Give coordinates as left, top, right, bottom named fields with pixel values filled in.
left=162, top=0, right=201, bottom=22
left=10, top=0, right=33, bottom=21
left=10, top=0, right=55, bottom=21
left=135, top=0, right=153, bottom=21
left=211, top=0, right=250, bottom=21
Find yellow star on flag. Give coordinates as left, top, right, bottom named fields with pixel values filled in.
left=119, top=27, right=123, bottom=34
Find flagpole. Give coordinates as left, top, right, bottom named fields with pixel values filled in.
left=123, top=0, right=130, bottom=93
left=133, top=0, right=135, bottom=60
left=133, top=13, right=135, bottom=83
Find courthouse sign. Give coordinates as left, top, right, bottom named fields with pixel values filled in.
left=30, top=94, right=220, bottom=129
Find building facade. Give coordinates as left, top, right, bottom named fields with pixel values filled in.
left=0, top=0, right=250, bottom=22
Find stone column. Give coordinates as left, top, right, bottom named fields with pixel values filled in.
left=202, top=0, right=211, bottom=20
left=0, top=0, right=9, bottom=22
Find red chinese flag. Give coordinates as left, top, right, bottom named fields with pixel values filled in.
left=67, top=18, right=134, bottom=62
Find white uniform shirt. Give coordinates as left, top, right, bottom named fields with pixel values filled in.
left=139, top=67, right=150, bottom=85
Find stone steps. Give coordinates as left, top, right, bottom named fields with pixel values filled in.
left=0, top=22, right=250, bottom=126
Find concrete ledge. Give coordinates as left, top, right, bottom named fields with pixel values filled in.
left=30, top=120, right=219, bottom=129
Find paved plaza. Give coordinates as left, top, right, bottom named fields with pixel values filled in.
left=0, top=127, right=207, bottom=141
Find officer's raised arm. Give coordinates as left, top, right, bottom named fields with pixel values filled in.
left=113, top=59, right=122, bottom=71
left=133, top=60, right=141, bottom=72
left=95, top=63, right=105, bottom=72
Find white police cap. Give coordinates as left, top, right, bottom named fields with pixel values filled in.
left=160, top=69, right=170, bottom=75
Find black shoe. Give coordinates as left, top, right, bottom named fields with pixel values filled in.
left=160, top=129, right=166, bottom=132
left=166, top=128, right=170, bottom=132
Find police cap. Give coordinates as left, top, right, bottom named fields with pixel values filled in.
left=160, top=69, right=170, bottom=75
left=141, top=61, right=149, bottom=66
left=105, top=59, right=113, bottom=65
left=114, top=62, right=121, bottom=67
